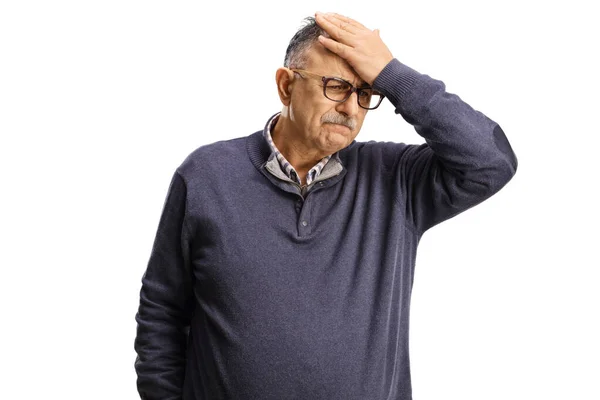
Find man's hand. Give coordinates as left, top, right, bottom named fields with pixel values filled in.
left=315, top=12, right=394, bottom=86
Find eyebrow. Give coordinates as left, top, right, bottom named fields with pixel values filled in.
left=338, top=76, right=369, bottom=88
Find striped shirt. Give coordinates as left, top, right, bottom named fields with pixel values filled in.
left=264, top=112, right=332, bottom=186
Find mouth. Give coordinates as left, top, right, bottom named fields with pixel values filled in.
left=324, top=123, right=352, bottom=133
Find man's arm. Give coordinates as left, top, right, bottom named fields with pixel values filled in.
left=134, top=171, right=194, bottom=399
left=373, top=59, right=517, bottom=232
left=315, top=12, right=517, bottom=233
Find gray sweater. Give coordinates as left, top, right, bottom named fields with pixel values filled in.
left=134, top=59, right=517, bottom=400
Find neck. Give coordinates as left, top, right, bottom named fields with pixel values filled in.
left=272, top=113, right=329, bottom=184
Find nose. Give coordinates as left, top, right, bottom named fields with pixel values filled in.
left=335, top=90, right=360, bottom=117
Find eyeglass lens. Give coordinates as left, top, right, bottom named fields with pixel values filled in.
left=324, top=78, right=382, bottom=109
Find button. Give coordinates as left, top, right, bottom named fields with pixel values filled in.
left=301, top=220, right=308, bottom=227
left=319, top=182, right=324, bottom=186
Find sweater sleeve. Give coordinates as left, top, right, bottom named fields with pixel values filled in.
left=372, top=58, right=518, bottom=234
left=134, top=171, right=195, bottom=400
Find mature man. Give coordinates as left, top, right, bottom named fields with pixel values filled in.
left=134, top=12, right=517, bottom=400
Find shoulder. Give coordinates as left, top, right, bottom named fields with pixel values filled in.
left=176, top=134, right=252, bottom=179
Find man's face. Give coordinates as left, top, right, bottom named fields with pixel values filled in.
left=287, top=43, right=369, bottom=155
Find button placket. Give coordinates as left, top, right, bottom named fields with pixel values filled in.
left=297, top=196, right=312, bottom=236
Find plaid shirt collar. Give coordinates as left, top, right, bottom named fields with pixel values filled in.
left=264, top=112, right=332, bottom=186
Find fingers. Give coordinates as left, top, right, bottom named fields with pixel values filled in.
left=316, top=12, right=367, bottom=31
left=316, top=13, right=365, bottom=40
left=315, top=14, right=353, bottom=43
left=317, top=34, right=352, bottom=58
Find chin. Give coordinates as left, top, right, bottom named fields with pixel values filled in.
left=318, top=124, right=357, bottom=152
left=322, top=135, right=352, bottom=153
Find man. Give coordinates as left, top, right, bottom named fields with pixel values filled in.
left=134, top=12, right=517, bottom=400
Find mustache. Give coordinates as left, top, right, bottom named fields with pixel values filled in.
left=321, top=113, right=356, bottom=130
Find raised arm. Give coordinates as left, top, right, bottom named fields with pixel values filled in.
left=134, top=171, right=195, bottom=399
left=316, top=12, right=517, bottom=233
left=374, top=59, right=517, bottom=232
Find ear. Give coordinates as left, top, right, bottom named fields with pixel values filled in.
left=275, top=67, right=296, bottom=106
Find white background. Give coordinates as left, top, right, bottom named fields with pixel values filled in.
left=1, top=0, right=599, bottom=399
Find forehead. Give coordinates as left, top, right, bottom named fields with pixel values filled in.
left=303, top=43, right=367, bottom=86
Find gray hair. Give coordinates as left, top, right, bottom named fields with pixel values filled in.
left=283, top=17, right=329, bottom=69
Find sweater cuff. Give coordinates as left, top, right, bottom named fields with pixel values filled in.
left=372, top=58, right=420, bottom=109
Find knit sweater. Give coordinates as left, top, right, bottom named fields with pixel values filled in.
left=134, top=58, right=518, bottom=400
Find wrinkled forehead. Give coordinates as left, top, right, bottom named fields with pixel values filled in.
left=303, top=42, right=367, bottom=87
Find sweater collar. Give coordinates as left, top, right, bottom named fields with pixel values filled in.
left=247, top=112, right=280, bottom=171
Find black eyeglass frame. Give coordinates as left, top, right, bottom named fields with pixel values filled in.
left=291, top=68, right=385, bottom=110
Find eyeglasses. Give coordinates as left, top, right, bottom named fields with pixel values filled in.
left=291, top=69, right=385, bottom=110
